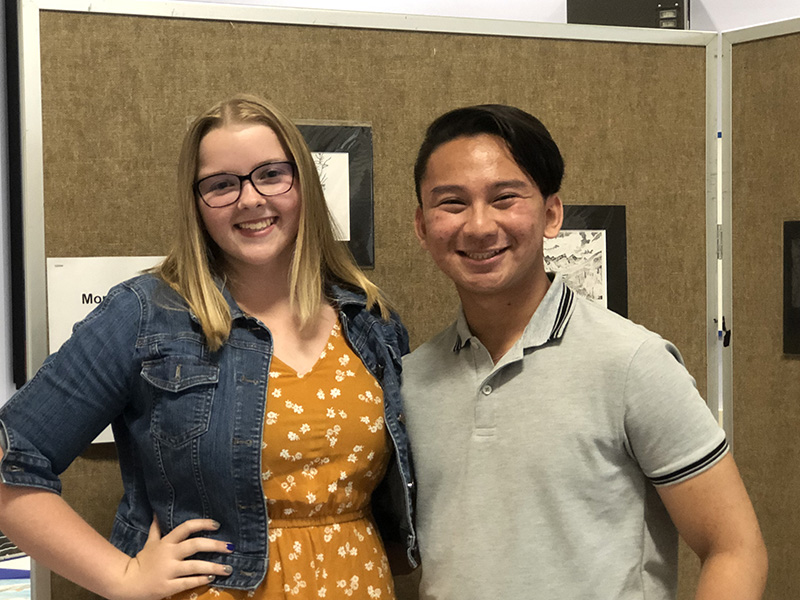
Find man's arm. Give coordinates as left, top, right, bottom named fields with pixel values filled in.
left=657, top=453, right=767, bottom=600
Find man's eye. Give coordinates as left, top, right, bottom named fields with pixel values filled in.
left=492, top=194, right=517, bottom=206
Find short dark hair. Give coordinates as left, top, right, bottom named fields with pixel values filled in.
left=413, top=104, right=564, bottom=205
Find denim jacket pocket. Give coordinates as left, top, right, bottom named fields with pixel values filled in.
left=141, top=356, right=219, bottom=448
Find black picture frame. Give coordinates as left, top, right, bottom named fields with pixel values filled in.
left=556, top=204, right=628, bottom=318
left=5, top=0, right=27, bottom=389
left=784, top=221, right=800, bottom=354
left=297, top=124, right=374, bottom=268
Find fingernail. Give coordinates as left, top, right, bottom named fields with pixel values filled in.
left=226, top=543, right=235, bottom=552
left=207, top=575, right=216, bottom=582
left=211, top=520, right=221, bottom=529
left=223, top=565, right=233, bottom=574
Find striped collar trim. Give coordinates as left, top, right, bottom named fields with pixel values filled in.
left=451, top=275, right=576, bottom=353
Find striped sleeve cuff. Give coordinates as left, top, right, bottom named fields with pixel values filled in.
left=648, top=438, right=730, bottom=487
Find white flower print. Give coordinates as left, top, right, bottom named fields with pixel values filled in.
left=339, top=354, right=350, bottom=366
left=325, top=425, right=341, bottom=447
left=338, top=410, right=347, bottom=419
left=339, top=471, right=348, bottom=481
left=360, top=416, right=385, bottom=433
left=364, top=561, right=374, bottom=571
left=280, top=449, right=303, bottom=461
left=265, top=411, right=279, bottom=425
left=358, top=390, right=381, bottom=404
left=367, top=451, right=375, bottom=460
left=261, top=470, right=272, bottom=481
left=272, top=388, right=282, bottom=398
left=347, top=453, right=358, bottom=463
left=319, top=350, right=327, bottom=360
left=269, top=371, right=280, bottom=378
left=300, top=423, right=311, bottom=434
left=346, top=370, right=355, bottom=377
left=327, top=342, right=335, bottom=351
left=209, top=588, right=221, bottom=597
left=326, top=407, right=336, bottom=418
left=317, top=553, right=324, bottom=561
left=328, top=481, right=338, bottom=493
left=302, top=464, right=318, bottom=479
left=330, top=388, right=341, bottom=398
left=345, top=482, right=353, bottom=497
left=281, top=475, right=296, bottom=492
left=367, top=586, right=382, bottom=599
left=273, top=559, right=282, bottom=571
left=288, top=431, right=300, bottom=441
left=318, top=587, right=327, bottom=598
left=285, top=572, right=307, bottom=595
left=285, top=400, right=304, bottom=414
left=317, top=389, right=326, bottom=400
left=353, top=445, right=363, bottom=452
left=306, top=491, right=317, bottom=503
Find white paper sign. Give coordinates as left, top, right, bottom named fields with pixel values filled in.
left=46, top=256, right=165, bottom=443
left=312, top=152, right=351, bottom=240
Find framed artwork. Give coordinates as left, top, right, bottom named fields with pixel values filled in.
left=297, top=124, right=375, bottom=268
left=784, top=221, right=800, bottom=354
left=544, top=204, right=628, bottom=317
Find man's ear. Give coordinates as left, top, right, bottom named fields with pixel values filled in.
left=414, top=206, right=429, bottom=250
left=543, top=194, right=564, bottom=239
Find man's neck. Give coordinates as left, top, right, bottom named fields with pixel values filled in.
left=460, top=276, right=552, bottom=364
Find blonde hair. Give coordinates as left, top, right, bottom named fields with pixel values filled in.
left=157, top=94, right=389, bottom=350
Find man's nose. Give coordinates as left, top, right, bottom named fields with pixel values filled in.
left=463, top=203, right=497, bottom=238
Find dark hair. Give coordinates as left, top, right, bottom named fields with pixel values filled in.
left=413, top=104, right=564, bottom=205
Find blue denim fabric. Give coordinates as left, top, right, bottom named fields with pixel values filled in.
left=0, top=274, right=418, bottom=589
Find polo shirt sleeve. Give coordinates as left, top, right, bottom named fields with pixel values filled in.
left=0, top=283, right=142, bottom=493
left=622, top=336, right=728, bottom=487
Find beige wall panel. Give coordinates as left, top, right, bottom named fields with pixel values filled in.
left=732, top=31, right=800, bottom=600
left=38, top=10, right=707, bottom=598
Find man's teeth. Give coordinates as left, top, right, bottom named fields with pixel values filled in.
left=238, top=218, right=276, bottom=230
left=464, top=249, right=502, bottom=260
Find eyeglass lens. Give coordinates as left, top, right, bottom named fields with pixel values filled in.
left=197, top=161, right=294, bottom=207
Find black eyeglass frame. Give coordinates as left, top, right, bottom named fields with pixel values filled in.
left=195, top=160, right=297, bottom=208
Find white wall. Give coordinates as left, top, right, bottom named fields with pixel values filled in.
left=3, top=0, right=800, bottom=402
left=1, top=1, right=15, bottom=402
left=182, top=0, right=800, bottom=31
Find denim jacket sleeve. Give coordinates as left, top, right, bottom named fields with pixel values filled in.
left=0, top=283, right=141, bottom=492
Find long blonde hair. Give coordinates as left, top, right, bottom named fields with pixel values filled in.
left=157, top=94, right=389, bottom=350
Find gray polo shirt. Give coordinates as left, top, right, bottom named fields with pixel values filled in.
left=402, top=276, right=727, bottom=600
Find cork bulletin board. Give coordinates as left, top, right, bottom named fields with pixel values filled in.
left=17, top=4, right=713, bottom=598
left=730, top=25, right=800, bottom=600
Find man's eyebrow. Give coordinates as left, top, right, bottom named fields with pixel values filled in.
left=427, top=184, right=467, bottom=196
left=428, top=179, right=531, bottom=196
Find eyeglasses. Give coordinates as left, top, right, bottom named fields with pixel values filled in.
left=195, top=161, right=296, bottom=208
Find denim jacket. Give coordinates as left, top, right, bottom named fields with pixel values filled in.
left=0, top=274, right=418, bottom=589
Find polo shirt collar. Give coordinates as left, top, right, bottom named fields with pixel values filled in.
left=451, top=274, right=576, bottom=353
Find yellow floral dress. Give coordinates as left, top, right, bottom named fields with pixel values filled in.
left=172, top=319, right=396, bottom=600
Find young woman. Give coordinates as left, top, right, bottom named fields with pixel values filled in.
left=0, top=95, right=417, bottom=599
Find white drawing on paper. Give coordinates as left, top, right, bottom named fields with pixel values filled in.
left=312, top=152, right=351, bottom=241
left=544, top=230, right=607, bottom=307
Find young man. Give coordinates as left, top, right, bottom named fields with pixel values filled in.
left=403, top=104, right=767, bottom=600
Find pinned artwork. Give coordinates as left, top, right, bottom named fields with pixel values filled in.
left=297, top=124, right=374, bottom=268
left=784, top=221, right=800, bottom=354
left=544, top=205, right=628, bottom=317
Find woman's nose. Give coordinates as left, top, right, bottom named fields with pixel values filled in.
left=237, top=180, right=266, bottom=208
